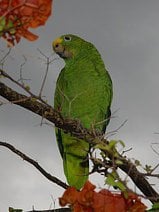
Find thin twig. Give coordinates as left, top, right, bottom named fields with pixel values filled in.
left=121, top=147, right=133, bottom=155
left=151, top=143, right=159, bottom=157
left=37, top=49, right=50, bottom=97
left=0, top=69, right=50, bottom=107
left=37, top=49, right=57, bottom=97
left=0, top=48, right=12, bottom=69
left=106, top=119, right=128, bottom=138
left=141, top=173, right=159, bottom=178
left=17, top=55, right=31, bottom=85
left=0, top=47, right=12, bottom=64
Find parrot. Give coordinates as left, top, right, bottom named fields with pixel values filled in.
left=52, top=34, right=113, bottom=190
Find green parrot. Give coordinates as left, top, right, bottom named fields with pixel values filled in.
left=52, top=34, right=113, bottom=190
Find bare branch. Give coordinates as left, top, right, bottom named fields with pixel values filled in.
left=0, top=141, right=68, bottom=190
left=36, top=49, right=59, bottom=98
left=106, top=119, right=128, bottom=138
left=37, top=49, right=52, bottom=97
left=0, top=47, right=12, bottom=67
left=141, top=173, right=159, bottom=178
left=151, top=143, right=159, bottom=157
left=17, top=55, right=31, bottom=85
left=27, top=208, right=71, bottom=212
left=0, top=69, right=41, bottom=99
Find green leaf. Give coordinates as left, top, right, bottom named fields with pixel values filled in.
left=105, top=171, right=126, bottom=192
left=9, top=27, right=16, bottom=35
left=134, top=159, right=141, bottom=166
left=144, top=164, right=152, bottom=173
left=118, top=140, right=125, bottom=148
left=106, top=173, right=116, bottom=186
left=115, top=159, right=123, bottom=165
left=108, top=140, right=118, bottom=148
left=25, top=85, right=30, bottom=91
left=94, top=143, right=109, bottom=151
left=115, top=181, right=126, bottom=191
left=0, top=17, right=6, bottom=32
left=7, top=20, right=15, bottom=34
left=147, top=202, right=159, bottom=211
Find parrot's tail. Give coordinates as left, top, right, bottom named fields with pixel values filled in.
left=56, top=129, right=89, bottom=190
left=63, top=151, right=89, bottom=190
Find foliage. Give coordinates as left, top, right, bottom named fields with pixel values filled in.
left=0, top=0, right=53, bottom=46
left=59, top=181, right=147, bottom=212
left=148, top=202, right=159, bottom=211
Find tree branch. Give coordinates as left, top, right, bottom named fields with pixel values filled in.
left=27, top=209, right=71, bottom=212
left=0, top=141, right=68, bottom=190
left=0, top=81, right=91, bottom=140
left=1, top=81, right=159, bottom=203
left=27, top=208, right=71, bottom=212
left=9, top=207, right=71, bottom=212
left=120, top=158, right=159, bottom=202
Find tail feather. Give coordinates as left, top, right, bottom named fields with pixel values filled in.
left=56, top=129, right=89, bottom=190
left=64, top=152, right=89, bottom=190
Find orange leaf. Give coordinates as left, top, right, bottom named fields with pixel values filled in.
left=59, top=187, right=78, bottom=207
left=82, top=181, right=96, bottom=191
left=94, top=189, right=126, bottom=212
left=19, top=29, right=38, bottom=41
left=0, top=0, right=53, bottom=45
left=77, top=181, right=96, bottom=207
left=125, top=192, right=147, bottom=212
left=59, top=181, right=147, bottom=212
left=73, top=203, right=92, bottom=212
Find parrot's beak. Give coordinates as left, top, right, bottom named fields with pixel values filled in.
left=53, top=38, right=73, bottom=59
left=53, top=38, right=63, bottom=49
left=52, top=37, right=64, bottom=55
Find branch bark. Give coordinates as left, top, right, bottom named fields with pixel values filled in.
left=1, top=81, right=159, bottom=203
left=0, top=81, right=91, bottom=140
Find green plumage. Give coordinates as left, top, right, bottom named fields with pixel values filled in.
left=53, top=34, right=113, bottom=189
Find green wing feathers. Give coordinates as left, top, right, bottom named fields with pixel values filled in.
left=53, top=34, right=113, bottom=189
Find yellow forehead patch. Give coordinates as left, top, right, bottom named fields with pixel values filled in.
left=52, top=37, right=63, bottom=47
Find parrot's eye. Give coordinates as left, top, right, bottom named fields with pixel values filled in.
left=64, top=36, right=72, bottom=41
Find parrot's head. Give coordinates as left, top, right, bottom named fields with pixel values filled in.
left=52, top=34, right=90, bottom=60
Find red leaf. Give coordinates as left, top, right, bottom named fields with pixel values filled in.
left=125, top=192, right=147, bottom=212
left=59, top=187, right=78, bottom=207
left=73, top=203, right=90, bottom=212
left=93, top=189, right=126, bottom=212
left=59, top=181, right=147, bottom=212
left=0, top=0, right=53, bottom=46
left=77, top=181, right=96, bottom=207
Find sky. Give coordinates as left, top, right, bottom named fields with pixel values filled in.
left=1, top=0, right=159, bottom=210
